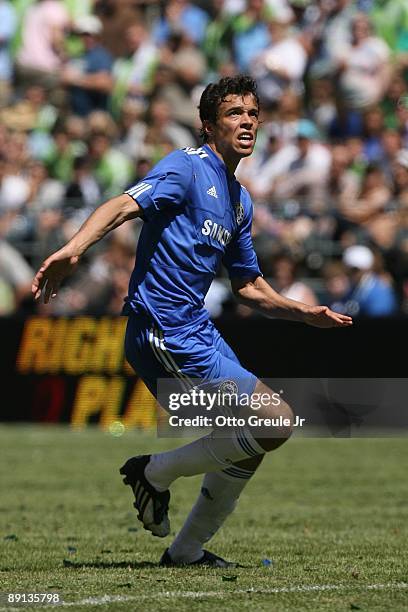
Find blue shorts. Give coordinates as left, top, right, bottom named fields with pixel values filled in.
left=124, top=312, right=257, bottom=403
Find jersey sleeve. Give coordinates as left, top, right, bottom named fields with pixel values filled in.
left=223, top=196, right=262, bottom=279
left=124, top=150, right=193, bottom=220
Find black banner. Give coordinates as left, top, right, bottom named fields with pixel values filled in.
left=0, top=315, right=406, bottom=427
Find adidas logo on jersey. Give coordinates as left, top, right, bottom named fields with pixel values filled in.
left=207, top=186, right=218, bottom=198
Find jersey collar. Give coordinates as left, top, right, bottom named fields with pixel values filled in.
left=203, top=144, right=235, bottom=180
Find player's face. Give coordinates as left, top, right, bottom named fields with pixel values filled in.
left=210, top=94, right=259, bottom=162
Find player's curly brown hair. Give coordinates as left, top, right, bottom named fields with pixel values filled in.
left=198, top=75, right=260, bottom=143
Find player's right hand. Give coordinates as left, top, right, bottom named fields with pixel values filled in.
left=32, top=250, right=79, bottom=303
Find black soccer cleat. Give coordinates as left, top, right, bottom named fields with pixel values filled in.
left=120, top=455, right=170, bottom=538
left=159, top=548, right=236, bottom=568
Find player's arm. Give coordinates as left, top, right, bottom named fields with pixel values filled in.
left=32, top=193, right=141, bottom=303
left=231, top=275, right=353, bottom=328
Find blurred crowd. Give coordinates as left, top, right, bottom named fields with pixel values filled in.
left=0, top=0, right=407, bottom=318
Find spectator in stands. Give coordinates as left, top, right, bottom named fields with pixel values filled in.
left=117, top=97, right=149, bottom=162
left=341, top=244, right=398, bottom=316
left=393, top=191, right=408, bottom=313
left=369, top=0, right=408, bottom=62
left=326, top=143, right=359, bottom=209
left=0, top=84, right=57, bottom=140
left=125, top=156, right=153, bottom=193
left=202, top=0, right=236, bottom=77
left=64, top=114, right=88, bottom=153
left=271, top=252, right=319, bottom=305
left=16, top=0, right=70, bottom=91
left=0, top=236, right=34, bottom=314
left=335, top=12, right=391, bottom=111
left=118, top=96, right=194, bottom=166
left=236, top=123, right=298, bottom=202
left=88, top=131, right=132, bottom=199
left=380, top=72, right=406, bottom=131
left=308, top=0, right=356, bottom=79
left=141, top=98, right=196, bottom=158
left=92, top=0, right=142, bottom=59
left=0, top=156, right=30, bottom=245
left=150, top=34, right=206, bottom=133
left=231, top=0, right=271, bottom=72
left=0, top=0, right=17, bottom=106
left=252, top=14, right=309, bottom=108
left=110, top=22, right=157, bottom=119
left=337, top=164, right=392, bottom=245
left=321, top=259, right=351, bottom=315
left=273, top=118, right=332, bottom=213
left=152, top=0, right=210, bottom=47
left=29, top=192, right=66, bottom=272
left=380, top=129, right=403, bottom=184
left=307, top=77, right=337, bottom=137
left=396, top=94, right=408, bottom=148
left=0, top=0, right=405, bottom=317
left=393, top=149, right=408, bottom=199
left=38, top=231, right=137, bottom=315
left=45, top=124, right=79, bottom=183
left=64, top=154, right=101, bottom=222
left=272, top=89, right=302, bottom=142
left=60, top=14, right=113, bottom=116
left=361, top=106, right=386, bottom=164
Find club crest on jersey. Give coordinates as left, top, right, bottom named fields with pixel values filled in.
left=219, top=380, right=239, bottom=396
left=235, top=202, right=245, bottom=225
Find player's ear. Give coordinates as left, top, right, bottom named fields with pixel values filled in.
left=202, top=120, right=213, bottom=140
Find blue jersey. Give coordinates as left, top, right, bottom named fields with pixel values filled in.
left=122, top=144, right=261, bottom=331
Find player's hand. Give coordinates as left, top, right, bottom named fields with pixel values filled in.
left=31, top=249, right=79, bottom=303
left=302, top=305, right=353, bottom=328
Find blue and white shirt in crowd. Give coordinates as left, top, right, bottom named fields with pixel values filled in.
left=123, top=144, right=261, bottom=331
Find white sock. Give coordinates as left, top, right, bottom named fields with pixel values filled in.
left=168, top=466, right=256, bottom=563
left=145, top=428, right=264, bottom=491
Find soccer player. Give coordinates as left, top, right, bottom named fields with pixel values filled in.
left=32, top=76, right=352, bottom=568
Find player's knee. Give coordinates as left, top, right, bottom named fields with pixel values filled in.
left=253, top=380, right=293, bottom=423
left=278, top=399, right=294, bottom=439
left=246, top=381, right=294, bottom=449
left=261, top=398, right=294, bottom=441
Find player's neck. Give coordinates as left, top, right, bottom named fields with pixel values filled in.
left=206, top=142, right=239, bottom=176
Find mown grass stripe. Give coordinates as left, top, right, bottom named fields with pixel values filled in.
left=1, top=582, right=407, bottom=610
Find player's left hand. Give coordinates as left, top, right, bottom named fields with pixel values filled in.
left=303, top=305, right=353, bottom=328
left=31, top=249, right=79, bottom=303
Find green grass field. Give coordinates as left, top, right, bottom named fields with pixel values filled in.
left=0, top=426, right=407, bottom=611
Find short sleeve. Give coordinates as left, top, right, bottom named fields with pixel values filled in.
left=223, top=196, right=262, bottom=279
left=125, top=150, right=193, bottom=221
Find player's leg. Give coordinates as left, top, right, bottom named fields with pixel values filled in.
left=164, top=328, right=266, bottom=563
left=160, top=329, right=271, bottom=565
left=163, top=454, right=263, bottom=565
left=144, top=328, right=293, bottom=490
left=121, top=317, right=293, bottom=546
left=120, top=313, right=176, bottom=537
left=156, top=382, right=292, bottom=563
left=210, top=322, right=293, bottom=451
